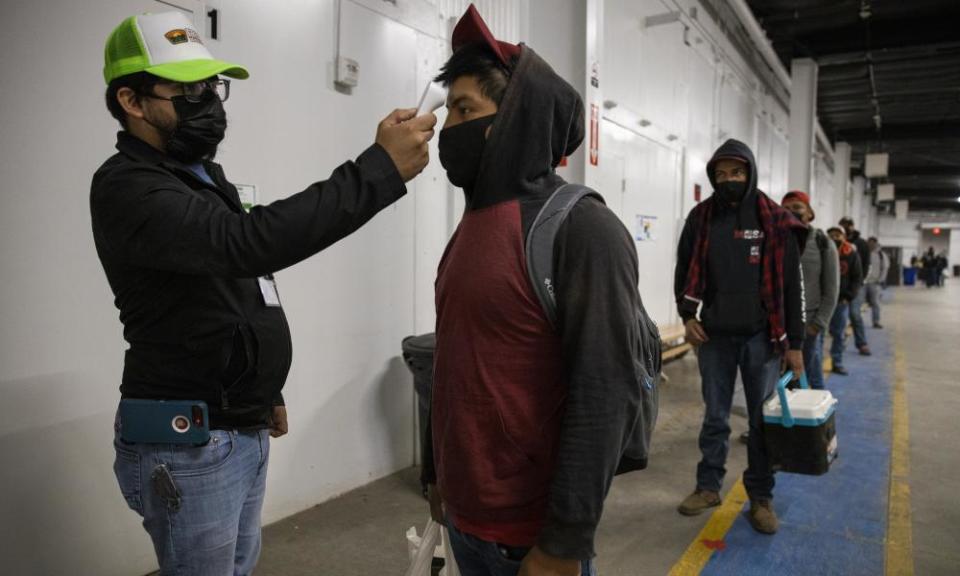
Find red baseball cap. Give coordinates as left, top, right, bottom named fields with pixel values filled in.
left=452, top=4, right=521, bottom=67
left=782, top=190, right=815, bottom=221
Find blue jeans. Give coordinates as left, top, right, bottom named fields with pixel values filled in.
left=446, top=520, right=596, bottom=576
left=803, top=329, right=826, bottom=389
left=849, top=289, right=868, bottom=348
left=695, top=331, right=780, bottom=500
left=865, top=282, right=882, bottom=326
left=829, top=301, right=850, bottom=368
left=113, top=423, right=270, bottom=576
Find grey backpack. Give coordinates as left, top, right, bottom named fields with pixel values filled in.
left=525, top=184, right=661, bottom=473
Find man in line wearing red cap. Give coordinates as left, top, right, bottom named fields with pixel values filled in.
left=92, top=11, right=435, bottom=574
left=781, top=192, right=839, bottom=389
left=674, top=139, right=807, bottom=534
left=423, top=6, right=651, bottom=576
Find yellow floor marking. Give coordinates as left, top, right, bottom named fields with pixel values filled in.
left=886, top=302, right=914, bottom=575
left=667, top=481, right=748, bottom=575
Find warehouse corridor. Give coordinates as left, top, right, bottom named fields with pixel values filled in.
left=250, top=284, right=959, bottom=575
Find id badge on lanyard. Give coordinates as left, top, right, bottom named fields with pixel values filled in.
left=258, top=274, right=281, bottom=307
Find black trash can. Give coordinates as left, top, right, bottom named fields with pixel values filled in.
left=401, top=333, right=435, bottom=496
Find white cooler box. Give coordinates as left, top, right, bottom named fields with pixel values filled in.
left=762, top=372, right=838, bottom=475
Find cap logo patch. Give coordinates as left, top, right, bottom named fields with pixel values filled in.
left=164, top=27, right=204, bottom=45
left=165, top=29, right=188, bottom=44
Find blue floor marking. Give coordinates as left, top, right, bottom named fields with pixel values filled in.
left=700, top=326, right=893, bottom=576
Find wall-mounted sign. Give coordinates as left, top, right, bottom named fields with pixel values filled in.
left=635, top=214, right=658, bottom=242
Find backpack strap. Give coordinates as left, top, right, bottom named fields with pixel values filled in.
left=815, top=228, right=828, bottom=254
left=525, top=184, right=604, bottom=328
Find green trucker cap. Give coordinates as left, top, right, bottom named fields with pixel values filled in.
left=104, top=11, right=249, bottom=84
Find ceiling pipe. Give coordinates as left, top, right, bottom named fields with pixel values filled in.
left=727, top=0, right=836, bottom=162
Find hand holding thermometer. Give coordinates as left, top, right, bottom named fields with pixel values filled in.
left=416, top=81, right=447, bottom=116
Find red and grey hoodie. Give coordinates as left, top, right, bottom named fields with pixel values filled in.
left=423, top=43, right=645, bottom=560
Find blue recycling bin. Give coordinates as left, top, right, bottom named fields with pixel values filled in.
left=903, top=267, right=917, bottom=286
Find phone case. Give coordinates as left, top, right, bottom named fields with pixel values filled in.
left=119, top=399, right=211, bottom=445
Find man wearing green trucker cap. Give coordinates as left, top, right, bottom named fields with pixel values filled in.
left=92, top=11, right=436, bottom=575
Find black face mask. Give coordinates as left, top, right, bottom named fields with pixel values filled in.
left=439, top=114, right=496, bottom=190
left=164, top=94, right=227, bottom=163
left=833, top=239, right=843, bottom=248
left=789, top=210, right=806, bottom=223
left=716, top=180, right=748, bottom=204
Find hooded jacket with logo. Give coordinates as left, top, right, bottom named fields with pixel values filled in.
left=674, top=139, right=806, bottom=350
left=91, top=132, right=405, bottom=429
left=426, top=46, right=645, bottom=560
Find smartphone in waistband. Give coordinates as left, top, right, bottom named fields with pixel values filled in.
left=118, top=399, right=210, bottom=445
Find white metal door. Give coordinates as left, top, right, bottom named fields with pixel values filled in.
left=600, top=120, right=682, bottom=326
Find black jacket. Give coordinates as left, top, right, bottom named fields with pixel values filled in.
left=837, top=242, right=864, bottom=302
left=91, top=132, right=405, bottom=429
left=848, top=230, right=871, bottom=279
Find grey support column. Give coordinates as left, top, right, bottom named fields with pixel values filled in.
left=834, top=142, right=852, bottom=222
left=788, top=58, right=818, bottom=193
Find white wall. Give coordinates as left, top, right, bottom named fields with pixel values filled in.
left=811, top=152, right=837, bottom=227
left=0, top=1, right=524, bottom=574
left=525, top=0, right=587, bottom=185
left=845, top=175, right=879, bottom=238
left=878, top=215, right=922, bottom=266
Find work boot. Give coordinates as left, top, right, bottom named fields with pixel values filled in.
left=859, top=346, right=872, bottom=356
left=678, top=489, right=721, bottom=516
left=833, top=365, right=848, bottom=375
left=747, top=499, right=779, bottom=534
left=873, top=323, right=883, bottom=329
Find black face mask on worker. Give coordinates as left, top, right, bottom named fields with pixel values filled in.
left=157, top=95, right=228, bottom=163
left=438, top=114, right=496, bottom=190
left=716, top=181, right=748, bottom=204
left=789, top=211, right=806, bottom=223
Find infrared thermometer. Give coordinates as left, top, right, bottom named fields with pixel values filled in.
left=416, top=81, right=447, bottom=116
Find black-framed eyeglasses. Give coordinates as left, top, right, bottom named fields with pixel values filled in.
left=143, top=78, right=231, bottom=103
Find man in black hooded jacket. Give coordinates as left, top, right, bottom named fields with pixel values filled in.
left=674, top=140, right=806, bottom=535
left=422, top=6, right=647, bottom=576
left=91, top=11, right=436, bottom=574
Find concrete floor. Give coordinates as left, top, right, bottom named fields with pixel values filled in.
left=895, top=283, right=960, bottom=575
left=252, top=283, right=959, bottom=576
